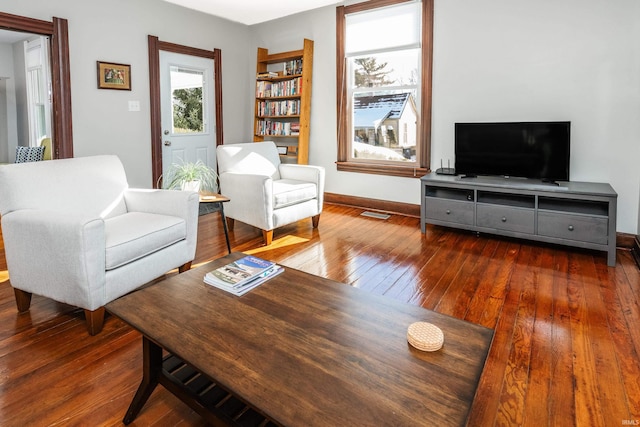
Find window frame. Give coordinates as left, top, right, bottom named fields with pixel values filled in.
left=336, top=0, right=433, bottom=178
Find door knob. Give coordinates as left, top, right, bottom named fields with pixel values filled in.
left=164, top=130, right=170, bottom=135
left=164, top=140, right=171, bottom=146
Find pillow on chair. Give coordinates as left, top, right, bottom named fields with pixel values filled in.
left=15, top=146, right=46, bottom=163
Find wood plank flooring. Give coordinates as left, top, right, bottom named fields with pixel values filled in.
left=0, top=203, right=639, bottom=426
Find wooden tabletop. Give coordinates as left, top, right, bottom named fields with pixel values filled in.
left=107, top=253, right=493, bottom=426
left=198, top=191, right=229, bottom=203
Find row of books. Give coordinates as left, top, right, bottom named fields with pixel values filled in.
left=255, top=78, right=302, bottom=98
left=256, top=120, right=300, bottom=136
left=257, top=99, right=301, bottom=117
left=204, top=255, right=283, bottom=296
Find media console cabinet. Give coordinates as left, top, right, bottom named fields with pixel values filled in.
left=420, top=173, right=617, bottom=266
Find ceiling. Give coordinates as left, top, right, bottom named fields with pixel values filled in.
left=0, top=29, right=37, bottom=44
left=162, top=0, right=342, bottom=25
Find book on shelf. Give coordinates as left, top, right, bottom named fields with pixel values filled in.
left=257, top=71, right=279, bottom=78
left=204, top=264, right=284, bottom=296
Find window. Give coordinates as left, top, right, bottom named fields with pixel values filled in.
left=170, top=66, right=206, bottom=134
left=25, top=36, right=52, bottom=147
left=337, top=0, right=433, bottom=177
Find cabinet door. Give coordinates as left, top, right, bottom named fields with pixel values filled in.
left=424, top=198, right=474, bottom=226
left=538, top=212, right=608, bottom=245
left=477, top=205, right=535, bottom=234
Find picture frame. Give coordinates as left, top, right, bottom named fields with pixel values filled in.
left=97, top=61, right=131, bottom=90
left=276, top=146, right=288, bottom=155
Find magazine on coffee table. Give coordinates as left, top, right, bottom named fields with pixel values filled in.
left=204, top=264, right=284, bottom=296
left=204, top=255, right=283, bottom=296
left=206, top=255, right=275, bottom=287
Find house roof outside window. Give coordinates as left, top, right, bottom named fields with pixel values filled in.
left=353, top=93, right=411, bottom=129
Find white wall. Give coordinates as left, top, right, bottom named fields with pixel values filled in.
left=252, top=0, right=640, bottom=234
left=12, top=40, right=27, bottom=153
left=0, top=42, right=18, bottom=163
left=0, top=0, right=254, bottom=187
left=0, top=44, right=11, bottom=163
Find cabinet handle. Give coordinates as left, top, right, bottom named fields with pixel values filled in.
left=568, top=225, right=574, bottom=231
left=501, top=217, right=507, bottom=222
left=446, top=210, right=451, bottom=215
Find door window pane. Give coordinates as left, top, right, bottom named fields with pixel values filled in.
left=170, top=67, right=205, bottom=134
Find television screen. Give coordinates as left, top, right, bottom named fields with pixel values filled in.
left=454, top=121, right=571, bottom=181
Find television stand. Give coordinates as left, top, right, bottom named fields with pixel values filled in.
left=420, top=173, right=618, bottom=266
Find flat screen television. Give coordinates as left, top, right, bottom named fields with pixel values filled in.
left=454, top=121, right=571, bottom=182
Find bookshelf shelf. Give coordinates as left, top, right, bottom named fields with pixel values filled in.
left=254, top=39, right=313, bottom=164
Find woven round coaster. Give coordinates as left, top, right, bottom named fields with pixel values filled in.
left=407, top=322, right=444, bottom=352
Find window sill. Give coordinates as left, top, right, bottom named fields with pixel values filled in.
left=336, top=161, right=429, bottom=178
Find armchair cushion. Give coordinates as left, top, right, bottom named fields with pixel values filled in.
left=105, top=212, right=186, bottom=270
left=273, top=180, right=317, bottom=209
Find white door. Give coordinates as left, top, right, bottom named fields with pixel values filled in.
left=160, top=51, right=216, bottom=179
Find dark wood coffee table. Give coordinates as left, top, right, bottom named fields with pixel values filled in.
left=107, top=253, right=493, bottom=426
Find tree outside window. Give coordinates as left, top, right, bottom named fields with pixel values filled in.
left=170, top=66, right=205, bottom=134
left=173, top=87, right=203, bottom=133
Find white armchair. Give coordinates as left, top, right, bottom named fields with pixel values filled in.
left=0, top=155, right=199, bottom=335
left=216, top=142, right=324, bottom=245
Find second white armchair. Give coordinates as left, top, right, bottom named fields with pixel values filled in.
left=216, top=142, right=325, bottom=245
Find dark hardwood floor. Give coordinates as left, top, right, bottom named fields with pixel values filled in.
left=0, top=203, right=639, bottom=426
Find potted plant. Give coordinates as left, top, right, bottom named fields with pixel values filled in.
left=163, top=160, right=218, bottom=193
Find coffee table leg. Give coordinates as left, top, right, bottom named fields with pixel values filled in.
left=123, top=337, right=162, bottom=425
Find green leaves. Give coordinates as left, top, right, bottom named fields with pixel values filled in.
left=163, top=160, right=218, bottom=192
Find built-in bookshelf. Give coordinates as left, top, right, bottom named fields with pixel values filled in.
left=254, top=39, right=313, bottom=164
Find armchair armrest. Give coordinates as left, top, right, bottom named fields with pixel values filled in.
left=219, top=172, right=275, bottom=230
left=1, top=210, right=106, bottom=309
left=279, top=163, right=324, bottom=183
left=279, top=164, right=325, bottom=208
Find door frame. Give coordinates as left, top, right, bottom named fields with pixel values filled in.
left=0, top=11, right=73, bottom=158
left=148, top=36, right=224, bottom=188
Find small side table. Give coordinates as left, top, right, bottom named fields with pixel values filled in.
left=199, top=192, right=231, bottom=254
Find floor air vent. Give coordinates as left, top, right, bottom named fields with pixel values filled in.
left=360, top=211, right=391, bottom=220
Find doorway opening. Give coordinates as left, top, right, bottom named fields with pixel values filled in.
left=0, top=12, right=73, bottom=160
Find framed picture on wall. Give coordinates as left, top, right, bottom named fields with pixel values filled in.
left=97, top=61, right=131, bottom=90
